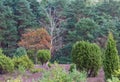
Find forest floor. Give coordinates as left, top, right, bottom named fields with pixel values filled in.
left=0, top=64, right=104, bottom=82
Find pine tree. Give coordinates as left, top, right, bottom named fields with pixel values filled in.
left=104, top=32, right=119, bottom=79
left=64, top=0, right=86, bottom=28
left=2, top=9, right=18, bottom=56
left=3, top=0, right=14, bottom=7
left=13, top=0, right=38, bottom=37
left=27, top=0, right=41, bottom=25
left=2, top=0, right=39, bottom=56
left=63, top=0, right=88, bottom=45
left=0, top=0, right=6, bottom=44
left=0, top=0, right=18, bottom=56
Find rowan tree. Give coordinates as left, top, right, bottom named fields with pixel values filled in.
left=18, top=28, right=51, bottom=63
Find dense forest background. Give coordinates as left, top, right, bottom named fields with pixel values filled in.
left=0, top=0, right=120, bottom=63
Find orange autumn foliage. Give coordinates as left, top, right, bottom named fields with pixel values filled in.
left=18, top=28, right=51, bottom=50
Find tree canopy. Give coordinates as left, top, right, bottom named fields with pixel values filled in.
left=0, top=0, right=120, bottom=59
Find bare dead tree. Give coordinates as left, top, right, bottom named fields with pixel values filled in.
left=38, top=0, right=66, bottom=54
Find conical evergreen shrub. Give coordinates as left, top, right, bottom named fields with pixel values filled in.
left=104, top=32, right=119, bottom=79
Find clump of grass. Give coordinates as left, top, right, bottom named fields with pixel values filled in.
left=6, top=76, right=22, bottom=82
left=30, top=68, right=44, bottom=74
left=38, top=63, right=87, bottom=82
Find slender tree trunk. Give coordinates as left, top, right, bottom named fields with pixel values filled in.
left=40, top=6, right=64, bottom=55
left=35, top=52, right=38, bottom=64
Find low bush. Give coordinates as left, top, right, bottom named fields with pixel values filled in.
left=30, top=68, right=43, bottom=74
left=13, top=55, right=34, bottom=70
left=0, top=49, right=14, bottom=74
left=37, top=50, right=51, bottom=65
left=18, top=65, right=26, bottom=75
left=39, top=63, right=87, bottom=82
left=14, top=47, right=27, bottom=57
left=69, top=63, right=76, bottom=72
left=71, top=41, right=102, bottom=77
left=27, top=50, right=35, bottom=63
left=107, top=76, right=120, bottom=82
left=112, top=68, right=120, bottom=80
left=7, top=76, right=22, bottom=82
left=47, top=62, right=52, bottom=68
